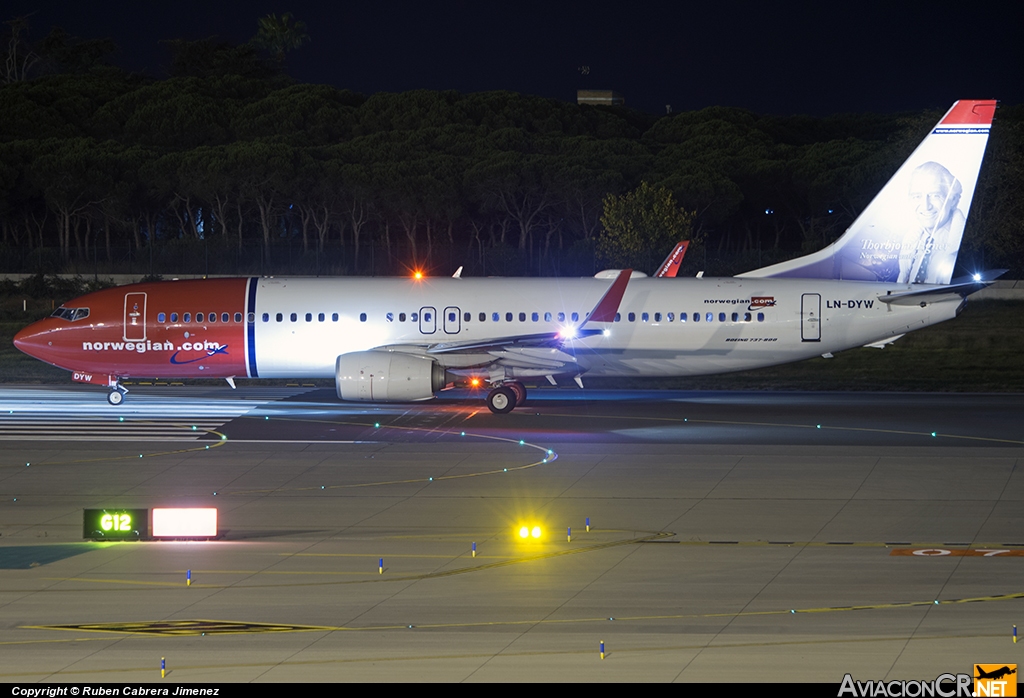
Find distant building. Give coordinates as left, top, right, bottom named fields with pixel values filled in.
left=577, top=90, right=624, bottom=107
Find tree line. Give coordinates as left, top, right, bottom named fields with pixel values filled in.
left=1, top=28, right=1021, bottom=278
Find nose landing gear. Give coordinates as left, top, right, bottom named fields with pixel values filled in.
left=107, top=383, right=128, bottom=406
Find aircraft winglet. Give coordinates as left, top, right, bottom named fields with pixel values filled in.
left=654, top=241, right=689, bottom=277
left=585, top=268, right=631, bottom=324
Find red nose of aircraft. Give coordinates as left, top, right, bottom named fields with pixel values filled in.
left=13, top=319, right=59, bottom=362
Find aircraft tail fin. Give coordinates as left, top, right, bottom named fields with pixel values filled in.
left=738, top=100, right=997, bottom=285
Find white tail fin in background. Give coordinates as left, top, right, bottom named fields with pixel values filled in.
left=739, top=100, right=996, bottom=285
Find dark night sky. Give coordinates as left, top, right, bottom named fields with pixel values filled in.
left=7, top=0, right=1023, bottom=116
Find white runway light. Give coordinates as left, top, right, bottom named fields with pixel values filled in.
left=152, top=508, right=218, bottom=538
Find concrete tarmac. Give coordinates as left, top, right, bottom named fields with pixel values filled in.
left=0, top=385, right=1022, bottom=683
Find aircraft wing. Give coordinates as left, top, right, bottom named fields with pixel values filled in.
left=375, top=269, right=631, bottom=361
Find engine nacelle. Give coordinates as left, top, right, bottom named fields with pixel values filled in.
left=336, top=351, right=446, bottom=402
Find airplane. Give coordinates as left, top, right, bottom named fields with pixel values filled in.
left=975, top=666, right=1016, bottom=681
left=14, top=100, right=1001, bottom=413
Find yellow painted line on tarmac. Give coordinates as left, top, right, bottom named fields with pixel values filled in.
left=15, top=588, right=1024, bottom=645
left=0, top=632, right=1007, bottom=676
left=174, top=570, right=378, bottom=575
left=41, top=577, right=208, bottom=588
left=649, top=540, right=1024, bottom=549
left=281, top=552, right=509, bottom=559
left=35, top=531, right=671, bottom=591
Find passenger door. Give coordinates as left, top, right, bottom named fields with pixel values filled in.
left=123, top=292, right=147, bottom=342
left=801, top=293, right=821, bottom=342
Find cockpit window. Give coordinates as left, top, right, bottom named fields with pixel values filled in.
left=51, top=307, right=90, bottom=322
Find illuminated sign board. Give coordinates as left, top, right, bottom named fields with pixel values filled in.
left=83, top=509, right=148, bottom=539
left=151, top=508, right=218, bottom=538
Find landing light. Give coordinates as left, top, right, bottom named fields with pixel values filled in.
left=413, top=270, right=424, bottom=280
left=973, top=273, right=982, bottom=281
left=559, top=326, right=578, bottom=340
left=518, top=525, right=543, bottom=539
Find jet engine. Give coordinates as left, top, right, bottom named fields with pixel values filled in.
left=336, top=351, right=447, bottom=402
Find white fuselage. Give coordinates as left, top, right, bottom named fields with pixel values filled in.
left=248, top=275, right=960, bottom=379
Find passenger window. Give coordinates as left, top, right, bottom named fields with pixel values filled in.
left=424, top=311, right=432, bottom=322
left=654, top=313, right=662, bottom=322
left=545, top=312, right=552, bottom=322
left=158, top=312, right=166, bottom=323
left=731, top=312, right=738, bottom=322
left=222, top=313, right=230, bottom=323
left=719, top=313, right=726, bottom=322
left=448, top=312, right=456, bottom=322
left=505, top=312, right=512, bottom=322
left=519, top=312, right=526, bottom=322
left=276, top=313, right=283, bottom=322
left=196, top=313, right=204, bottom=322
left=628, top=312, right=636, bottom=322
left=290, top=313, right=297, bottom=322
left=558, top=312, right=565, bottom=322
left=399, top=313, right=406, bottom=322
left=209, top=313, right=217, bottom=323
left=305, top=313, right=312, bottom=322
left=412, top=312, right=418, bottom=322
left=263, top=313, right=269, bottom=322
left=532, top=312, right=538, bottom=322
left=668, top=312, right=675, bottom=322
left=464, top=312, right=471, bottom=322
left=757, top=312, right=765, bottom=322
left=571, top=312, right=579, bottom=322
left=332, top=313, right=339, bottom=321
left=614, top=313, right=621, bottom=322
left=744, top=312, right=751, bottom=322
left=360, top=313, right=367, bottom=322
left=492, top=312, right=499, bottom=322
left=479, top=313, right=486, bottom=322
left=706, top=313, right=713, bottom=322
left=170, top=313, right=178, bottom=323
left=642, top=312, right=649, bottom=322
left=386, top=313, right=394, bottom=322
left=235, top=312, right=242, bottom=323
left=318, top=313, right=325, bottom=322
left=693, top=313, right=700, bottom=323
left=680, top=313, right=687, bottom=322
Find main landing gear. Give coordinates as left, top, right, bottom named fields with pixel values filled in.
left=107, top=383, right=128, bottom=406
left=485, top=381, right=527, bottom=414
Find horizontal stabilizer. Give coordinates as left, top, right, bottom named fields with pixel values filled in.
left=877, top=269, right=1006, bottom=305
left=863, top=334, right=905, bottom=349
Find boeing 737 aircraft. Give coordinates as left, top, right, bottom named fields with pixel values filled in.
left=14, top=100, right=1000, bottom=413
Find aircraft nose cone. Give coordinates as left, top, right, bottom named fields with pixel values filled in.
left=13, top=321, right=52, bottom=359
